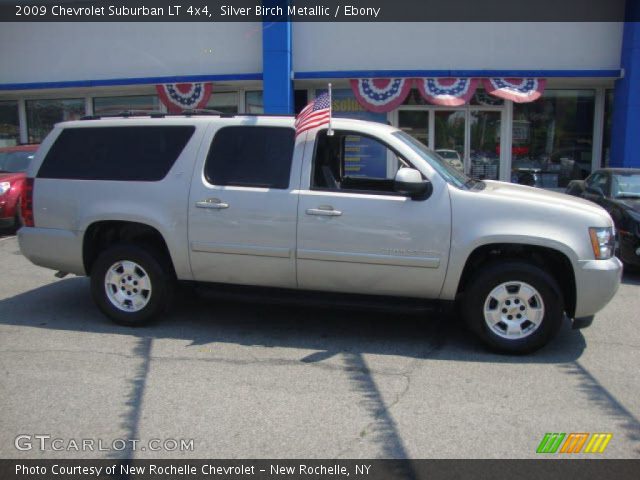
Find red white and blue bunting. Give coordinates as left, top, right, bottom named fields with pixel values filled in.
left=156, top=83, right=213, bottom=113
left=350, top=78, right=413, bottom=113
left=482, top=78, right=546, bottom=103
left=415, top=78, right=479, bottom=106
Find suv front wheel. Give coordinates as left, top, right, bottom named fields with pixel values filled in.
left=462, top=261, right=564, bottom=354
left=90, top=244, right=174, bottom=326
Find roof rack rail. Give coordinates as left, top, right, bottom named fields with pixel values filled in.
left=79, top=110, right=296, bottom=121
left=179, top=109, right=224, bottom=116
left=80, top=110, right=166, bottom=120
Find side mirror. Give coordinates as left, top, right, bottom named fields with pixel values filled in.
left=394, top=168, right=432, bottom=200
left=585, top=185, right=605, bottom=197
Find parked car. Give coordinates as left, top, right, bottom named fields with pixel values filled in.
left=435, top=149, right=464, bottom=172
left=18, top=114, right=621, bottom=353
left=0, top=144, right=39, bottom=229
left=566, top=168, right=640, bottom=270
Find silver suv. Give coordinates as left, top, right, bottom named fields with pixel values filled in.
left=18, top=113, right=622, bottom=353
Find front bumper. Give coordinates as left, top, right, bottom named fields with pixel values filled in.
left=573, top=256, right=623, bottom=319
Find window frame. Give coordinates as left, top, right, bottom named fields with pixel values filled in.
left=585, top=171, right=610, bottom=197
left=310, top=128, right=419, bottom=197
left=203, top=125, right=296, bottom=190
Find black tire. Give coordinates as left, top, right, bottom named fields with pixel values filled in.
left=90, top=244, right=175, bottom=326
left=461, top=261, right=564, bottom=354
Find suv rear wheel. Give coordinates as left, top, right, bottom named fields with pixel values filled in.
left=461, top=261, right=564, bottom=354
left=90, top=244, right=174, bottom=326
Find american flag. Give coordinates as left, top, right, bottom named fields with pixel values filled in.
left=295, top=92, right=331, bottom=136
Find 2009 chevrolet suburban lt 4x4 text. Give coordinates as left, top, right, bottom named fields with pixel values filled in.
left=18, top=113, right=622, bottom=353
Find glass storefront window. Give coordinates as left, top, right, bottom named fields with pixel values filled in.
left=245, top=90, right=308, bottom=114
left=245, top=91, right=263, bottom=113
left=469, top=110, right=501, bottom=180
left=511, top=90, right=595, bottom=189
left=400, top=87, right=503, bottom=107
left=26, top=98, right=85, bottom=143
left=205, top=92, right=238, bottom=114
left=402, top=88, right=429, bottom=106
left=434, top=110, right=465, bottom=172
left=0, top=101, right=20, bottom=147
left=93, top=95, right=159, bottom=115
left=602, top=89, right=614, bottom=168
left=398, top=111, right=429, bottom=146
left=470, top=88, right=504, bottom=106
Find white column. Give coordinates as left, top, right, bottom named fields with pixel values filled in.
left=18, top=99, right=28, bottom=144
left=501, top=100, right=514, bottom=183
left=238, top=88, right=246, bottom=113
left=84, top=96, right=92, bottom=116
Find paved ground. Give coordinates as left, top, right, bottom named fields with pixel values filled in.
left=0, top=233, right=639, bottom=459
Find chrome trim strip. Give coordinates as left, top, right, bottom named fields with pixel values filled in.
left=297, top=249, right=440, bottom=268
left=191, top=242, right=292, bottom=258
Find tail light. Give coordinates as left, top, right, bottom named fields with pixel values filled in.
left=21, top=178, right=34, bottom=227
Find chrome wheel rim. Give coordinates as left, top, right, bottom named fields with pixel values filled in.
left=483, top=281, right=545, bottom=340
left=104, top=261, right=152, bottom=312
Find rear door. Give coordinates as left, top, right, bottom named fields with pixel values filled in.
left=188, top=121, right=302, bottom=288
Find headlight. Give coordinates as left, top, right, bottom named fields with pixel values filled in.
left=0, top=181, right=10, bottom=195
left=589, top=227, right=615, bottom=260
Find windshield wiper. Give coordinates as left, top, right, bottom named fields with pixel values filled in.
left=615, top=194, right=640, bottom=199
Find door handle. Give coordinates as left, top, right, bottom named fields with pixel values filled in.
left=195, top=198, right=229, bottom=209
left=306, top=206, right=342, bottom=217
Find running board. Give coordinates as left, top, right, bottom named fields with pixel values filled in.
left=191, top=282, right=447, bottom=314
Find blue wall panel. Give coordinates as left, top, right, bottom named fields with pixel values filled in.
left=262, top=1, right=293, bottom=114
left=611, top=5, right=640, bottom=167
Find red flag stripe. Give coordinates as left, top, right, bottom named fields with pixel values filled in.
left=295, top=113, right=331, bottom=136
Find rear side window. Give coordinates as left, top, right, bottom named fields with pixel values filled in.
left=205, top=126, right=294, bottom=189
left=37, top=126, right=195, bottom=181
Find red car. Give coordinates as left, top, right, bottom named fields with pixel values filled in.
left=0, top=144, right=39, bottom=229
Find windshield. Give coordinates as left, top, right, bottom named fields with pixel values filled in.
left=0, top=151, right=35, bottom=173
left=612, top=173, right=640, bottom=199
left=393, top=131, right=472, bottom=189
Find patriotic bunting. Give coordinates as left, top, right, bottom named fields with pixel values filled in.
left=483, top=78, right=546, bottom=103
left=415, top=78, right=479, bottom=106
left=350, top=78, right=413, bottom=113
left=156, top=83, right=213, bottom=112
left=349, top=77, right=546, bottom=111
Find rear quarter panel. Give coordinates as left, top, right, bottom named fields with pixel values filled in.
left=26, top=121, right=208, bottom=280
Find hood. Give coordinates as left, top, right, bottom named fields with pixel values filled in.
left=480, top=180, right=610, bottom=218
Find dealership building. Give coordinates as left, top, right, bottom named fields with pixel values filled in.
left=0, top=11, right=638, bottom=188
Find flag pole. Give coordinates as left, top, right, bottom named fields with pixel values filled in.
left=327, top=82, right=334, bottom=136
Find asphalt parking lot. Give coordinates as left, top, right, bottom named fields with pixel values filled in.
left=0, top=231, right=639, bottom=459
